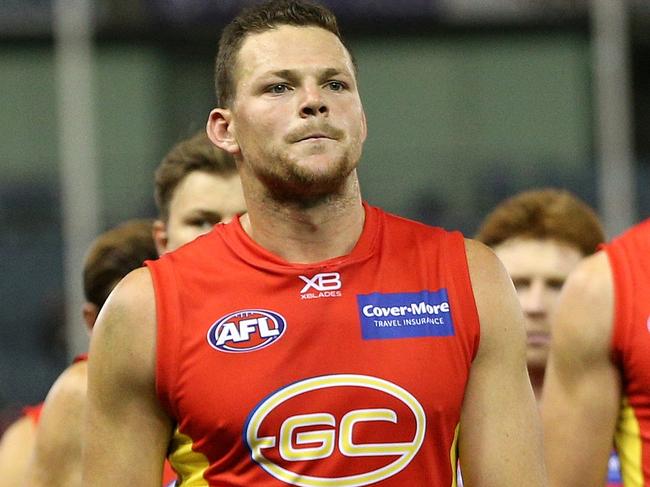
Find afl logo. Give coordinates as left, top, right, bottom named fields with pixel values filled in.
left=245, top=374, right=426, bottom=486
left=207, top=309, right=286, bottom=353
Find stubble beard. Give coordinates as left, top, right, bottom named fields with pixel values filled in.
left=249, top=144, right=361, bottom=208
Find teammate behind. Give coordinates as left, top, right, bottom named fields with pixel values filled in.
left=152, top=130, right=245, bottom=254
left=25, top=219, right=161, bottom=486
left=543, top=218, right=650, bottom=486
left=84, top=1, right=547, bottom=485
left=475, top=188, right=604, bottom=402
left=0, top=406, right=40, bottom=487
left=476, top=189, right=622, bottom=486
left=25, top=132, right=246, bottom=486
left=0, top=130, right=244, bottom=486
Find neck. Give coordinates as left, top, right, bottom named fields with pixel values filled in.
left=240, top=172, right=365, bottom=263
left=528, top=365, right=545, bottom=405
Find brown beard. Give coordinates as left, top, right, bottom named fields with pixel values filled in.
left=246, top=142, right=361, bottom=207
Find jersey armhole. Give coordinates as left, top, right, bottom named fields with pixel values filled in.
left=145, top=258, right=182, bottom=421
left=604, top=246, right=630, bottom=368
left=443, top=231, right=481, bottom=363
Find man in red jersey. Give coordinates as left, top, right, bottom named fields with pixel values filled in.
left=83, top=1, right=546, bottom=485
left=543, top=218, right=650, bottom=486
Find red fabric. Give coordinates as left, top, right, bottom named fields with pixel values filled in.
left=606, top=218, right=650, bottom=484
left=162, top=461, right=176, bottom=485
left=73, top=353, right=88, bottom=364
left=22, top=403, right=44, bottom=425
left=146, top=203, right=480, bottom=486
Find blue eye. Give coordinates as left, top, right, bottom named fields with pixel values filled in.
left=327, top=81, right=345, bottom=91
left=269, top=84, right=289, bottom=94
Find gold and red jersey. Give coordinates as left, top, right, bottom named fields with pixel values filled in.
left=146, top=203, right=480, bottom=486
left=606, top=218, right=650, bottom=486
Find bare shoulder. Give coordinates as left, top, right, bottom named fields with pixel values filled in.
left=88, top=266, right=157, bottom=389
left=463, top=237, right=518, bottom=306
left=0, top=415, right=34, bottom=455
left=28, top=362, right=88, bottom=482
left=552, top=250, right=614, bottom=358
left=0, top=415, right=34, bottom=447
left=463, top=237, right=509, bottom=282
left=463, top=238, right=525, bottom=349
left=0, top=415, right=34, bottom=486
left=41, top=361, right=88, bottom=424
left=98, top=266, right=155, bottom=323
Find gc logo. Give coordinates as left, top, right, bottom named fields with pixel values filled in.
left=245, top=374, right=426, bottom=486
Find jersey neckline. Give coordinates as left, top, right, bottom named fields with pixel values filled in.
left=220, top=201, right=380, bottom=271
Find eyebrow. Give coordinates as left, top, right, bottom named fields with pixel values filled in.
left=184, top=209, right=223, bottom=219
left=268, top=67, right=347, bottom=83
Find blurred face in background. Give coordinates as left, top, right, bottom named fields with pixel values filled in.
left=154, top=170, right=246, bottom=253
left=493, top=237, right=584, bottom=372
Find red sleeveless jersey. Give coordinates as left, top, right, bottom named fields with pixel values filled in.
left=606, top=218, right=650, bottom=486
left=146, top=203, right=480, bottom=486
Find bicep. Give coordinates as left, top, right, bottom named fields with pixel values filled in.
left=458, top=239, right=546, bottom=487
left=83, top=268, right=172, bottom=486
left=542, top=253, right=620, bottom=487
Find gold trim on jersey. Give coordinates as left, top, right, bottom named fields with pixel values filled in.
left=168, top=426, right=210, bottom=486
left=615, top=396, right=643, bottom=486
left=449, top=423, right=460, bottom=487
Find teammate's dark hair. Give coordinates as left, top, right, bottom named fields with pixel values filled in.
left=154, top=131, right=237, bottom=222
left=83, top=219, right=158, bottom=310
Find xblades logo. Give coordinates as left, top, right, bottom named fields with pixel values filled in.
left=299, top=272, right=342, bottom=300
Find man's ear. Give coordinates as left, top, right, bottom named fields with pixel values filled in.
left=152, top=219, right=168, bottom=256
left=207, top=108, right=240, bottom=155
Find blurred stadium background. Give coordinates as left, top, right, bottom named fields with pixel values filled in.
left=1, top=0, right=649, bottom=430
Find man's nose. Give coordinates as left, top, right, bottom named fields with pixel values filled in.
left=522, top=280, right=547, bottom=315
left=299, top=85, right=328, bottom=118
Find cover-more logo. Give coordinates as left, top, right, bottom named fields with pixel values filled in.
left=245, top=374, right=426, bottom=487
left=299, top=272, right=342, bottom=300
left=206, top=309, right=286, bottom=353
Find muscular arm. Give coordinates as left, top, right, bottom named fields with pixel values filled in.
left=82, top=267, right=172, bottom=486
left=26, top=361, right=87, bottom=486
left=542, top=251, right=620, bottom=487
left=459, top=239, right=546, bottom=487
left=0, top=416, right=35, bottom=487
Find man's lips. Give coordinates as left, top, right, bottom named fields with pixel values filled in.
left=288, top=123, right=345, bottom=143
left=296, top=133, right=333, bottom=142
left=526, top=331, right=551, bottom=346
